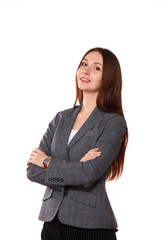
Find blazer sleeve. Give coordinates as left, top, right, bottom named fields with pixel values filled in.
left=38, top=111, right=61, bottom=156
left=45, top=114, right=127, bottom=188
left=27, top=112, right=61, bottom=186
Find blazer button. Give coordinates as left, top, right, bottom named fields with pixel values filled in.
left=60, top=178, right=64, bottom=182
left=48, top=178, right=52, bottom=182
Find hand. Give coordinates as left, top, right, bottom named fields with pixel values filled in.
left=80, top=148, right=101, bottom=162
left=27, top=148, right=48, bottom=168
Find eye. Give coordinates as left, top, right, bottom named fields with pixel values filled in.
left=94, top=66, right=101, bottom=71
left=81, top=61, right=87, bottom=66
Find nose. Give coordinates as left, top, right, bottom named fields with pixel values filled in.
left=82, top=66, right=90, bottom=75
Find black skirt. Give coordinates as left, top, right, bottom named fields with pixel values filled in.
left=41, top=212, right=117, bottom=240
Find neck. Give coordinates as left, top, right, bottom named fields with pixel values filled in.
left=80, top=92, right=98, bottom=114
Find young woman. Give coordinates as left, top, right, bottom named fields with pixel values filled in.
left=27, top=47, right=128, bottom=240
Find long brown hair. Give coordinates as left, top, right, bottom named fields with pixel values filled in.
left=74, top=47, right=128, bottom=181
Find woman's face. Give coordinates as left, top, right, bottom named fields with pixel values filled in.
left=77, top=51, right=103, bottom=93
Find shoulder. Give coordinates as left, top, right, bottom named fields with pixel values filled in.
left=99, top=113, right=127, bottom=133
left=49, top=106, right=75, bottom=126
left=100, top=113, right=127, bottom=141
left=61, top=106, right=76, bottom=116
left=52, top=106, right=77, bottom=121
left=102, top=111, right=127, bottom=130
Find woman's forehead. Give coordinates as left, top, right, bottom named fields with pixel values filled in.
left=84, top=51, right=103, bottom=64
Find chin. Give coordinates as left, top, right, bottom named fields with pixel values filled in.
left=79, top=87, right=89, bottom=92
left=77, top=84, right=88, bottom=91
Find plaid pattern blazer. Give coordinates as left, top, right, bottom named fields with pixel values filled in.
left=27, top=104, right=127, bottom=229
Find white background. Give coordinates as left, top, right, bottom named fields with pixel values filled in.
left=0, top=0, right=168, bottom=239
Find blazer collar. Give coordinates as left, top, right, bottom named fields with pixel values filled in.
left=63, top=104, right=104, bottom=150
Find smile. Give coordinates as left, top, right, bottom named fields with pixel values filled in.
left=80, top=77, right=91, bottom=83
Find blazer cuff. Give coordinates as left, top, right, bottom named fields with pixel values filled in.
left=44, top=159, right=92, bottom=187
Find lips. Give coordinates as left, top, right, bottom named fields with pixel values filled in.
left=80, top=77, right=91, bottom=83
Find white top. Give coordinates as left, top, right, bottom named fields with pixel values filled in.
left=67, top=129, right=78, bottom=146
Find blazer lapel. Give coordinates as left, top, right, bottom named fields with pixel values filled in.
left=58, top=105, right=82, bottom=155
left=67, top=106, right=104, bottom=150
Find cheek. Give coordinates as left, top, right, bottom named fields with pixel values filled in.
left=77, top=66, right=83, bottom=75
left=76, top=70, right=79, bottom=78
left=94, top=73, right=102, bottom=86
left=76, top=68, right=82, bottom=80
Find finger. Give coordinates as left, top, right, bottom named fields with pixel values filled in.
left=89, top=149, right=100, bottom=153
left=32, top=150, right=41, bottom=157
left=84, top=154, right=101, bottom=161
left=87, top=152, right=101, bottom=157
left=89, top=148, right=99, bottom=151
left=34, top=148, right=45, bottom=155
left=28, top=156, right=33, bottom=161
left=80, top=154, right=97, bottom=162
left=27, top=159, right=32, bottom=165
left=84, top=156, right=96, bottom=161
left=85, top=153, right=101, bottom=160
left=33, top=148, right=40, bottom=154
left=31, top=150, right=37, bottom=156
left=89, top=155, right=98, bottom=159
left=27, top=158, right=32, bottom=163
left=87, top=153, right=100, bottom=158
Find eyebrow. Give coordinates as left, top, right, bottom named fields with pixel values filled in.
left=83, top=58, right=103, bottom=66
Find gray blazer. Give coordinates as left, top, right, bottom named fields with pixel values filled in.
left=27, top=104, right=126, bottom=229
